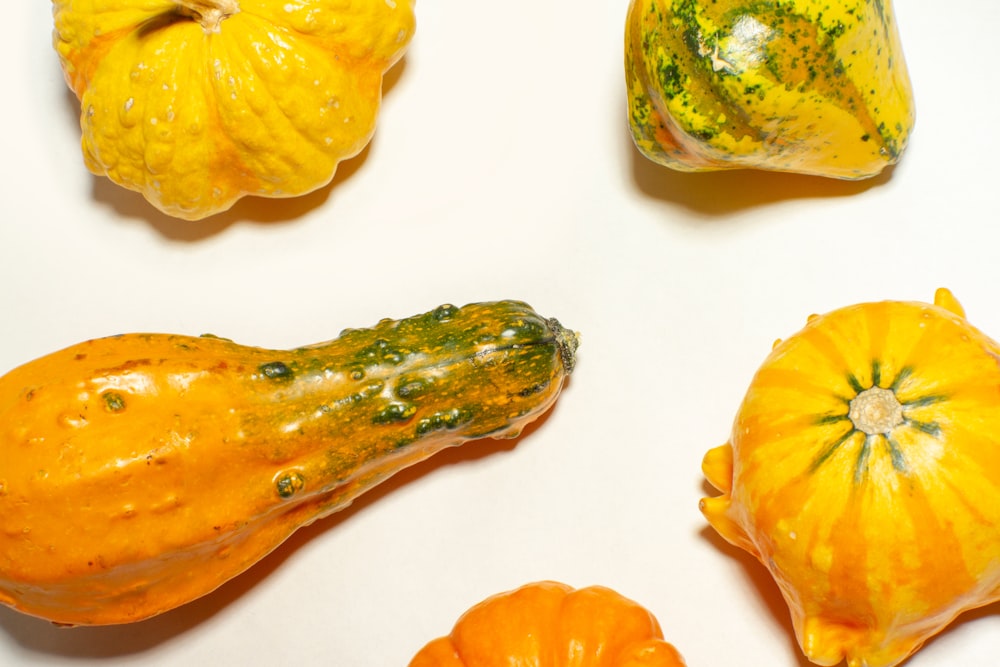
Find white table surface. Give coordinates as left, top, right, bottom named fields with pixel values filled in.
left=2, top=1, right=998, bottom=665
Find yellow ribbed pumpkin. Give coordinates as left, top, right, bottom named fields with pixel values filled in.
left=701, top=288, right=1000, bottom=667
left=52, top=0, right=415, bottom=220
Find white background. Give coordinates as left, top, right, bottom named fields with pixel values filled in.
left=2, top=1, right=998, bottom=665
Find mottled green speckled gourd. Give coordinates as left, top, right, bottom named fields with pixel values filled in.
left=626, top=0, right=915, bottom=178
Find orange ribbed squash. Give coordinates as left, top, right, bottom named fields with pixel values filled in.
left=701, top=288, right=1000, bottom=667
left=409, top=581, right=687, bottom=666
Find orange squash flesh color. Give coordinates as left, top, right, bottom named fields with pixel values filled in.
left=409, top=581, right=687, bottom=667
left=0, top=301, right=579, bottom=625
left=701, top=288, right=1000, bottom=667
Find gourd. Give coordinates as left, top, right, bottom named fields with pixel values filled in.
left=51, top=0, right=415, bottom=220
left=0, top=300, right=578, bottom=626
left=700, top=288, right=1000, bottom=667
left=408, top=581, right=687, bottom=666
left=625, top=0, right=915, bottom=179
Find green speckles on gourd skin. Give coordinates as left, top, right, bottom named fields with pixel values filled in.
left=275, top=471, right=305, bottom=498
left=102, top=391, right=127, bottom=412
left=809, top=360, right=949, bottom=483
left=432, top=304, right=460, bottom=322
left=395, top=376, right=432, bottom=399
left=329, top=381, right=385, bottom=411
left=242, top=300, right=578, bottom=501
left=415, top=408, right=473, bottom=436
left=626, top=0, right=914, bottom=176
left=372, top=402, right=417, bottom=425
left=258, top=360, right=294, bottom=382
left=656, top=60, right=685, bottom=100
left=518, top=380, right=551, bottom=398
left=350, top=338, right=407, bottom=367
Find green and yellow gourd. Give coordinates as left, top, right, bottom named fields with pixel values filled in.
left=0, top=300, right=579, bottom=626
left=625, top=0, right=915, bottom=179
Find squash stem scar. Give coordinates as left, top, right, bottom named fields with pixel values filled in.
left=173, top=0, right=239, bottom=32
left=848, top=386, right=903, bottom=435
left=814, top=361, right=946, bottom=481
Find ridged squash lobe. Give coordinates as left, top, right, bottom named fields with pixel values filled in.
left=701, top=289, right=1000, bottom=667
left=409, top=581, right=687, bottom=666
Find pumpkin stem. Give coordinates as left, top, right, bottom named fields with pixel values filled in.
left=848, top=387, right=903, bottom=435
left=547, top=318, right=580, bottom=374
left=173, top=0, right=239, bottom=32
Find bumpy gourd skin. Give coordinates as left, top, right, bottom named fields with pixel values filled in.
left=701, top=289, right=1000, bottom=667
left=52, top=0, right=415, bottom=220
left=409, top=581, right=687, bottom=666
left=626, top=0, right=914, bottom=179
left=0, top=301, right=578, bottom=626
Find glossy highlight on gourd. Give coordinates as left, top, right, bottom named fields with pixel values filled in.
left=0, top=300, right=579, bottom=625
left=700, top=288, right=1000, bottom=667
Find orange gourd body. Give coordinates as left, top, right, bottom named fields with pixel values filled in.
left=0, top=301, right=578, bottom=626
left=701, top=289, right=1000, bottom=667
left=409, top=581, right=687, bottom=667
